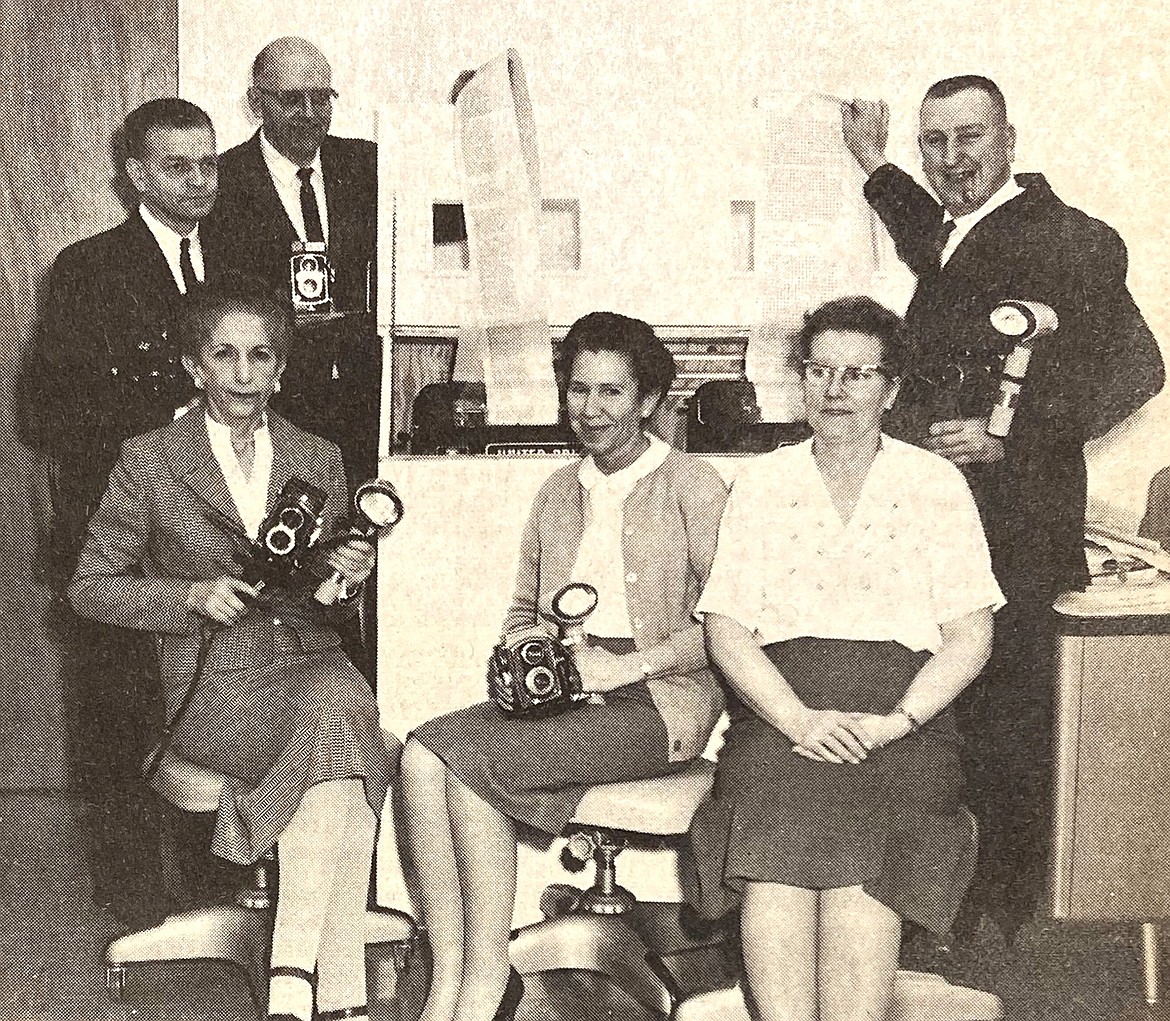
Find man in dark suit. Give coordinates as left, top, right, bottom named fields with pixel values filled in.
left=20, top=98, right=233, bottom=926
left=842, top=76, right=1163, bottom=941
left=204, top=36, right=379, bottom=489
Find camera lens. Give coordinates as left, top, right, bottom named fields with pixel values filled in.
left=266, top=525, right=295, bottom=554
left=525, top=666, right=556, bottom=697
left=518, top=640, right=545, bottom=666
left=279, top=507, right=306, bottom=529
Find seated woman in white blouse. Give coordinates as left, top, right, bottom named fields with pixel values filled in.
left=688, top=296, right=1004, bottom=1021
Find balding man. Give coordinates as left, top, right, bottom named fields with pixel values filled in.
left=205, top=36, right=379, bottom=488
left=843, top=76, right=1163, bottom=944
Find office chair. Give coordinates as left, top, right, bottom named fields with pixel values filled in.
left=508, top=762, right=1005, bottom=1020
left=105, top=745, right=417, bottom=1018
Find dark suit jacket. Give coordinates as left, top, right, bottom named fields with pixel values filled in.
left=204, top=132, right=381, bottom=484
left=865, top=166, right=1164, bottom=600
left=20, top=212, right=200, bottom=585
left=68, top=409, right=354, bottom=709
left=205, top=131, right=377, bottom=314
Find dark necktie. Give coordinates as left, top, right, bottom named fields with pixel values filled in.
left=297, top=167, right=325, bottom=243
left=935, top=218, right=957, bottom=264
left=179, top=236, right=199, bottom=294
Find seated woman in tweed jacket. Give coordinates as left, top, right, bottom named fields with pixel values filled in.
left=69, top=286, right=392, bottom=1021
left=399, top=312, right=729, bottom=1021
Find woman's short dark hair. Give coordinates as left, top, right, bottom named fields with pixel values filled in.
left=797, top=296, right=907, bottom=376
left=555, top=312, right=676, bottom=400
left=178, top=281, right=294, bottom=360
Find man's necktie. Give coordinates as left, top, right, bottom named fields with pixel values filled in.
left=297, top=167, right=325, bottom=243
left=935, top=218, right=957, bottom=265
left=179, top=236, right=199, bottom=294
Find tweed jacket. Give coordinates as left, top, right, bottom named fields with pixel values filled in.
left=68, top=410, right=354, bottom=711
left=501, top=448, right=729, bottom=762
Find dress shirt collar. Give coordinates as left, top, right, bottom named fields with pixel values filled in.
left=259, top=129, right=328, bottom=243
left=138, top=203, right=203, bottom=292
left=940, top=174, right=1025, bottom=266
left=578, top=432, right=671, bottom=494
left=259, top=128, right=325, bottom=189
left=204, top=411, right=273, bottom=539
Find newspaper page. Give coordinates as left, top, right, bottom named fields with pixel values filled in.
left=453, top=49, right=558, bottom=424
left=747, top=92, right=886, bottom=420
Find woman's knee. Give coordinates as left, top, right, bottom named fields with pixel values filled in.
left=401, top=736, right=446, bottom=791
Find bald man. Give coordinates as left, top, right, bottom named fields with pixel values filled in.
left=205, top=36, right=379, bottom=489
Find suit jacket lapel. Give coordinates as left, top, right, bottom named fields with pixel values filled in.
left=126, top=211, right=182, bottom=300
left=244, top=132, right=299, bottom=245
left=266, top=414, right=320, bottom=510
left=163, top=410, right=244, bottom=531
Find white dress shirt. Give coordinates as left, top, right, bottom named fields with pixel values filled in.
left=696, top=436, right=1004, bottom=654
left=571, top=433, right=672, bottom=638
left=259, top=129, right=329, bottom=244
left=939, top=175, right=1025, bottom=267
left=205, top=413, right=274, bottom=541
left=139, top=203, right=204, bottom=293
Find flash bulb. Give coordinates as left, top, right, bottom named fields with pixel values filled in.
left=552, top=582, right=599, bottom=623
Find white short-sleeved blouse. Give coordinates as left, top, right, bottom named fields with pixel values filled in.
left=696, top=436, right=1005, bottom=654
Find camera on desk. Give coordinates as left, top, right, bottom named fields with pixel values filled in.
left=489, top=582, right=599, bottom=718
left=290, top=241, right=333, bottom=314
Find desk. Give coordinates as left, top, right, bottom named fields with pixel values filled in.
left=1053, top=609, right=1170, bottom=1005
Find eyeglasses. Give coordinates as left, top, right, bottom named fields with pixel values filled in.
left=255, top=87, right=338, bottom=110
left=801, top=360, right=890, bottom=386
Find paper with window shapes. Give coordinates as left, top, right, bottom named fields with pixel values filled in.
left=452, top=49, right=558, bottom=426
left=746, top=92, right=894, bottom=421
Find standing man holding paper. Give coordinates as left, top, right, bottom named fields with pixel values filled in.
left=205, top=36, right=379, bottom=488
left=842, top=75, right=1163, bottom=944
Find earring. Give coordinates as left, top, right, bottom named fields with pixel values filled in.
left=194, top=376, right=205, bottom=390
left=274, top=376, right=282, bottom=393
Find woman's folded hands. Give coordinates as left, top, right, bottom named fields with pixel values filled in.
left=788, top=708, right=915, bottom=764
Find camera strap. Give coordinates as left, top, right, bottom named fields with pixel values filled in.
left=142, top=621, right=220, bottom=786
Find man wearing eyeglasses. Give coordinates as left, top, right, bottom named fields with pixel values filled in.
left=206, top=36, right=379, bottom=496
left=842, top=77, right=1163, bottom=949
left=19, top=98, right=235, bottom=929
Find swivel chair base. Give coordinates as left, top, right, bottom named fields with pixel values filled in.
left=106, top=904, right=417, bottom=1015
left=509, top=762, right=721, bottom=1017
left=108, top=745, right=416, bottom=1016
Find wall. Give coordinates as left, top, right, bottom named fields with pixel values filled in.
left=0, top=0, right=179, bottom=789
left=182, top=0, right=1170, bottom=526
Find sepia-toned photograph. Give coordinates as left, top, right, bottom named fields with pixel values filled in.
left=1, top=2, right=1167, bottom=1020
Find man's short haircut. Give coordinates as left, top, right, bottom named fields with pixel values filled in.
left=123, top=98, right=214, bottom=160
left=798, top=296, right=908, bottom=375
left=178, top=278, right=293, bottom=360
left=556, top=311, right=676, bottom=400
left=923, top=75, right=1008, bottom=121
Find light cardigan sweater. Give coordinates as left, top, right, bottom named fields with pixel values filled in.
left=502, top=447, right=729, bottom=761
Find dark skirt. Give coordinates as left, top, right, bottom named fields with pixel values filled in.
left=688, top=637, right=976, bottom=936
left=411, top=638, right=676, bottom=837
left=172, top=639, right=394, bottom=865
